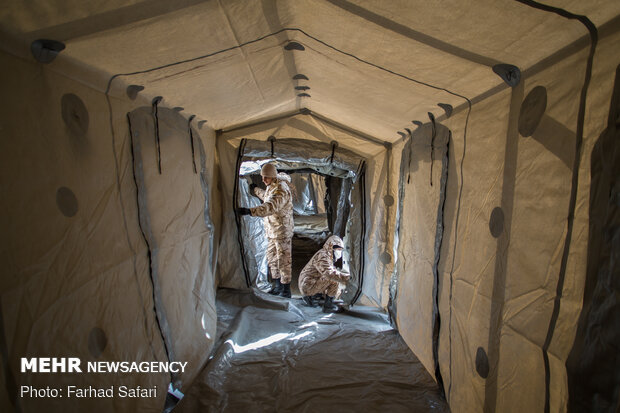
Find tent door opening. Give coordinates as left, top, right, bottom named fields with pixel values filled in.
left=233, top=138, right=366, bottom=306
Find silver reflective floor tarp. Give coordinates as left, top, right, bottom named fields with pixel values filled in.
left=175, top=289, right=450, bottom=412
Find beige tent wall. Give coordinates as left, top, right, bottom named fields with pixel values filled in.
left=393, top=18, right=619, bottom=413
left=565, top=26, right=620, bottom=411
left=0, top=47, right=219, bottom=412
left=363, top=138, right=404, bottom=308
left=551, top=26, right=620, bottom=413
left=435, top=88, right=516, bottom=412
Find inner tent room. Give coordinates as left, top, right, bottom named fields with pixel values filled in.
left=1, top=1, right=619, bottom=412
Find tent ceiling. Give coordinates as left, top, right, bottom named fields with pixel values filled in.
left=1, top=0, right=618, bottom=140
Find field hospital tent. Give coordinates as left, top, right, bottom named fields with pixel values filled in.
left=1, top=0, right=619, bottom=412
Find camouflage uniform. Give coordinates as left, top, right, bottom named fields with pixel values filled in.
left=251, top=173, right=294, bottom=284
left=298, top=235, right=349, bottom=297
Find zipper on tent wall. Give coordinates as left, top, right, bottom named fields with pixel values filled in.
left=351, top=161, right=367, bottom=305
left=431, top=130, right=450, bottom=398
left=231, top=137, right=252, bottom=287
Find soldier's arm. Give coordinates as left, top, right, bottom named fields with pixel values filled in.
left=314, top=252, right=350, bottom=282
left=253, top=187, right=266, bottom=201
left=251, top=185, right=287, bottom=217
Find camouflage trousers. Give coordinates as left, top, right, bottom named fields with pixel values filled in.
left=299, top=275, right=340, bottom=298
left=266, top=237, right=292, bottom=284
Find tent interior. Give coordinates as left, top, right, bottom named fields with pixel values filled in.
left=1, top=0, right=619, bottom=412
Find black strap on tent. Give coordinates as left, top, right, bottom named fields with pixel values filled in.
left=127, top=113, right=173, bottom=383
left=152, top=96, right=163, bottom=174
left=407, top=129, right=414, bottom=184
left=330, top=141, right=338, bottom=164
left=268, top=135, right=276, bottom=158
left=232, top=138, right=252, bottom=287
left=428, top=112, right=436, bottom=186
left=188, top=115, right=197, bottom=174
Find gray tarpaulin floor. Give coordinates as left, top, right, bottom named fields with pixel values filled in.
left=174, top=289, right=450, bottom=412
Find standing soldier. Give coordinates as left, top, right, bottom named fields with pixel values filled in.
left=238, top=163, right=294, bottom=297
left=298, top=235, right=350, bottom=313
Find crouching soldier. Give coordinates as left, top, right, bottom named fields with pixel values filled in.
left=237, top=163, right=294, bottom=298
left=298, top=235, right=350, bottom=313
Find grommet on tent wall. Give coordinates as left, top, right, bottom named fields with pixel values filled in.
left=152, top=96, right=163, bottom=105
left=384, top=195, right=394, bottom=206
left=489, top=207, right=504, bottom=238
left=437, top=103, right=453, bottom=118
left=412, top=121, right=423, bottom=127
left=518, top=86, right=547, bottom=137
left=293, top=74, right=309, bottom=80
left=380, top=251, right=392, bottom=265
left=56, top=187, right=78, bottom=217
left=126, top=85, right=144, bottom=100
left=61, top=93, right=89, bottom=138
left=284, top=42, right=305, bottom=51
left=492, top=64, right=521, bottom=87
left=198, top=120, right=207, bottom=128
left=397, top=131, right=407, bottom=139
left=173, top=107, right=184, bottom=112
left=295, top=86, right=310, bottom=91
left=189, top=115, right=196, bottom=122
left=297, top=93, right=311, bottom=98
left=31, top=39, right=65, bottom=63
left=405, top=128, right=412, bottom=135
left=475, top=347, right=490, bottom=378
left=88, top=327, right=107, bottom=358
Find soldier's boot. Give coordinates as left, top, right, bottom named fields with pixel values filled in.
left=322, top=295, right=340, bottom=313
left=279, top=283, right=292, bottom=298
left=302, top=296, right=316, bottom=307
left=268, top=278, right=282, bottom=295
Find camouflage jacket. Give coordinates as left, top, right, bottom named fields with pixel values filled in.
left=299, top=235, right=350, bottom=287
left=251, top=173, right=294, bottom=239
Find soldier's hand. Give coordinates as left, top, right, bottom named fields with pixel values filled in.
left=237, top=207, right=251, bottom=216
